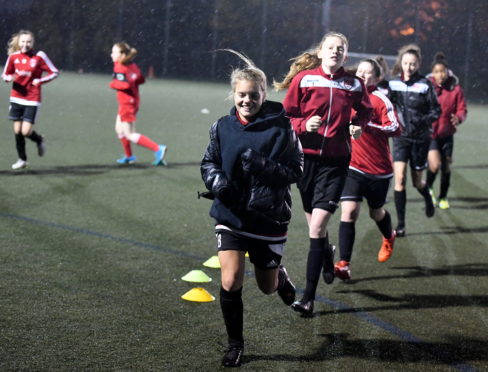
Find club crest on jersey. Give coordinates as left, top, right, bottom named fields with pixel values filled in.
left=130, top=72, right=137, bottom=81
left=22, top=58, right=27, bottom=64
left=30, top=59, right=37, bottom=68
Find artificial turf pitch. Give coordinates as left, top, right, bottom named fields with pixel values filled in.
left=0, top=73, right=487, bottom=371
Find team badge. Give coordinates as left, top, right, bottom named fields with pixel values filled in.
left=30, top=59, right=37, bottom=68
left=22, top=58, right=27, bottom=64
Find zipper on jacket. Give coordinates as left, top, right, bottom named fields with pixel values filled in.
left=320, top=75, right=334, bottom=156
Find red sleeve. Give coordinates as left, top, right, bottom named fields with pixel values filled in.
left=351, top=79, right=373, bottom=129
left=282, top=74, right=308, bottom=135
left=110, top=63, right=130, bottom=90
left=366, top=92, right=401, bottom=137
left=454, top=86, right=467, bottom=123
left=2, top=55, right=15, bottom=79
left=37, top=51, right=59, bottom=84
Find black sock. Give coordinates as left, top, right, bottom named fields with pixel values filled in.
left=439, top=172, right=451, bottom=199
left=303, top=237, right=327, bottom=301
left=27, top=130, right=43, bottom=144
left=15, top=133, right=27, bottom=161
left=338, top=221, right=355, bottom=262
left=376, top=210, right=393, bottom=239
left=394, top=190, right=406, bottom=229
left=220, top=287, right=244, bottom=347
left=426, top=170, right=436, bottom=189
left=418, top=185, right=431, bottom=200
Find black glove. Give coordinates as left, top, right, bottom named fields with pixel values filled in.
left=241, top=148, right=265, bottom=174
left=214, top=185, right=236, bottom=207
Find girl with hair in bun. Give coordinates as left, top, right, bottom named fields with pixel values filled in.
left=201, top=49, right=303, bottom=367
left=2, top=30, right=59, bottom=169
left=426, top=52, right=467, bottom=210
left=275, top=31, right=372, bottom=316
left=110, top=42, right=167, bottom=165
left=388, top=44, right=440, bottom=237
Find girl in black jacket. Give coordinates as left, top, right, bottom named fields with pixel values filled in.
left=388, top=44, right=441, bottom=237
left=201, top=50, right=303, bottom=367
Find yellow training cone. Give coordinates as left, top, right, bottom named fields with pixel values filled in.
left=203, top=255, right=220, bottom=269
left=181, top=270, right=212, bottom=283
left=181, top=287, right=215, bottom=302
left=245, top=251, right=249, bottom=258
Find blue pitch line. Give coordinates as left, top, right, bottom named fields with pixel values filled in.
left=0, top=211, right=480, bottom=372
left=0, top=211, right=205, bottom=261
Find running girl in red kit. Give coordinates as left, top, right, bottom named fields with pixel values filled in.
left=110, top=42, right=167, bottom=165
left=335, top=58, right=402, bottom=281
left=2, top=30, right=59, bottom=169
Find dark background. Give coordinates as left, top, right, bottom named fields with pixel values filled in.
left=1, top=0, right=486, bottom=102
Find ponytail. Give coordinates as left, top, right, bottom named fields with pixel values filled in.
left=114, top=42, right=138, bottom=64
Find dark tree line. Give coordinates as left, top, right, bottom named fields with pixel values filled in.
left=1, top=0, right=486, bottom=101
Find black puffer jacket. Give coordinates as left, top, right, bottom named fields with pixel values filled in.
left=201, top=101, right=303, bottom=236
left=388, top=72, right=441, bottom=139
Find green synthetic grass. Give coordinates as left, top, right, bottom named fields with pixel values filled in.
left=0, top=73, right=487, bottom=371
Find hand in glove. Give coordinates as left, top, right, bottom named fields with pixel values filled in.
left=241, top=148, right=265, bottom=174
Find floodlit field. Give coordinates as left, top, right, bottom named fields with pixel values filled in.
left=0, top=73, right=487, bottom=371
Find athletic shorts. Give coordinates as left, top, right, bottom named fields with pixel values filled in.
left=216, top=230, right=284, bottom=270
left=8, top=102, right=38, bottom=124
left=340, top=168, right=392, bottom=209
left=392, top=136, right=430, bottom=170
left=298, top=155, right=350, bottom=214
left=429, top=135, right=454, bottom=159
left=118, top=103, right=138, bottom=123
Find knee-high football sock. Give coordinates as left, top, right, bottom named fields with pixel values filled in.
left=376, top=210, right=393, bottom=239
left=15, top=133, right=26, bottom=161
left=136, top=134, right=159, bottom=152
left=220, top=287, right=244, bottom=347
left=394, top=190, right=406, bottom=229
left=439, top=172, right=451, bottom=199
left=338, top=221, right=355, bottom=262
left=27, top=130, right=43, bottom=144
left=119, top=137, right=133, bottom=157
left=426, top=170, right=436, bottom=189
left=303, top=237, right=327, bottom=301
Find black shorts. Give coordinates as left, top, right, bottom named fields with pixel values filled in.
left=298, top=155, right=350, bottom=214
left=340, top=169, right=392, bottom=209
left=8, top=102, right=39, bottom=124
left=216, top=230, right=284, bottom=270
left=429, top=136, right=454, bottom=159
left=392, top=136, right=430, bottom=170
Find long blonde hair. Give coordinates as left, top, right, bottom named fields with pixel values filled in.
left=7, top=30, right=34, bottom=55
left=391, top=44, right=422, bottom=76
left=274, top=31, right=348, bottom=91
left=220, top=49, right=267, bottom=100
left=113, top=42, right=138, bottom=65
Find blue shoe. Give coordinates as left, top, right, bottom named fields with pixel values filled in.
left=153, top=145, right=167, bottom=166
left=117, top=155, right=136, bottom=164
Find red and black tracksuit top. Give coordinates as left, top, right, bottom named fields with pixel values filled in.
left=283, top=66, right=372, bottom=158
left=109, top=61, right=145, bottom=108
left=349, top=85, right=402, bottom=177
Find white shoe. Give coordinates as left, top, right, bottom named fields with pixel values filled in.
left=11, top=159, right=28, bottom=169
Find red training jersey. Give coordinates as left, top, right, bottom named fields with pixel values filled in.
left=109, top=61, right=145, bottom=108
left=429, top=76, right=467, bottom=139
left=2, top=50, right=59, bottom=106
left=283, top=66, right=372, bottom=158
left=349, top=85, right=401, bottom=177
